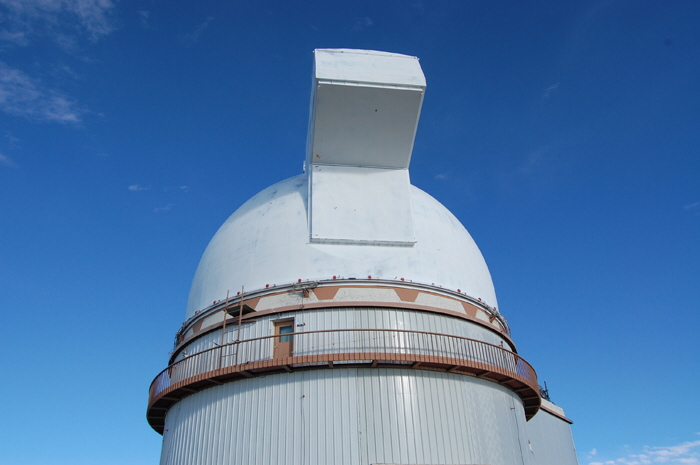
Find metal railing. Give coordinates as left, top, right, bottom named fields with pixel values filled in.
left=148, top=329, right=538, bottom=407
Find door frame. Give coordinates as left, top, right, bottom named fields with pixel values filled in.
left=272, top=319, right=294, bottom=359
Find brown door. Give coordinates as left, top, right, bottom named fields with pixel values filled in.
left=273, top=320, right=294, bottom=358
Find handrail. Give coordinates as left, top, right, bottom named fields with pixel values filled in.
left=148, top=329, right=539, bottom=430
left=146, top=329, right=541, bottom=433
left=150, top=328, right=539, bottom=391
left=160, top=328, right=520, bottom=380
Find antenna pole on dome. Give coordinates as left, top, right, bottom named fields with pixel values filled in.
left=219, top=290, right=229, bottom=369
left=237, top=286, right=244, bottom=342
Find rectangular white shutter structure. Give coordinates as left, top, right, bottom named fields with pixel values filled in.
left=307, top=49, right=426, bottom=246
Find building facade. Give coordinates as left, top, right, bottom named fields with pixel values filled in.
left=147, top=49, right=578, bottom=465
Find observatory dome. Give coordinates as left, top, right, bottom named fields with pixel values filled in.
left=185, top=174, right=498, bottom=318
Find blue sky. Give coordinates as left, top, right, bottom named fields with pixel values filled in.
left=0, top=1, right=698, bottom=464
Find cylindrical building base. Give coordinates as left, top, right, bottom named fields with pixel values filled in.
left=160, top=367, right=532, bottom=465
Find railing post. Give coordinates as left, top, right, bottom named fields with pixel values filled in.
left=234, top=340, right=239, bottom=366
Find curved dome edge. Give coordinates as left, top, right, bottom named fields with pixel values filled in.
left=185, top=175, right=498, bottom=318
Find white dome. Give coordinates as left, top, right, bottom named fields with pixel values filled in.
left=185, top=174, right=498, bottom=318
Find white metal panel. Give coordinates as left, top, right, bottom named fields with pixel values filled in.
left=413, top=292, right=467, bottom=313
left=357, top=368, right=532, bottom=465
left=350, top=307, right=509, bottom=349
left=309, top=49, right=425, bottom=169
left=309, top=83, right=423, bottom=169
left=161, top=369, right=360, bottom=465
left=309, top=165, right=414, bottom=245
left=526, top=402, right=579, bottom=465
left=314, top=49, right=426, bottom=88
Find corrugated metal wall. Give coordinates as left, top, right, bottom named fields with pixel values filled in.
left=160, top=368, right=532, bottom=465
left=357, top=369, right=531, bottom=465
left=526, top=408, right=579, bottom=465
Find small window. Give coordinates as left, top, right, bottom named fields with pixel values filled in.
left=279, top=324, right=293, bottom=342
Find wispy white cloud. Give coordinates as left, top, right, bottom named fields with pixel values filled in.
left=352, top=17, right=373, bottom=32
left=647, top=440, right=700, bottom=461
left=54, top=63, right=78, bottom=78
left=0, top=29, right=29, bottom=46
left=495, top=145, right=556, bottom=192
left=0, top=151, right=18, bottom=167
left=0, top=1, right=115, bottom=124
left=163, top=185, right=190, bottom=192
left=588, top=439, right=700, bottom=465
left=182, top=17, right=214, bottom=46
left=128, top=184, right=150, bottom=192
left=411, top=1, right=425, bottom=13
left=0, top=62, right=83, bottom=122
left=434, top=173, right=450, bottom=180
left=153, top=203, right=174, bottom=213
left=684, top=201, right=700, bottom=210
left=543, top=82, right=560, bottom=98
left=4, top=131, right=20, bottom=147
left=137, top=10, right=150, bottom=28
left=0, top=0, right=116, bottom=42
